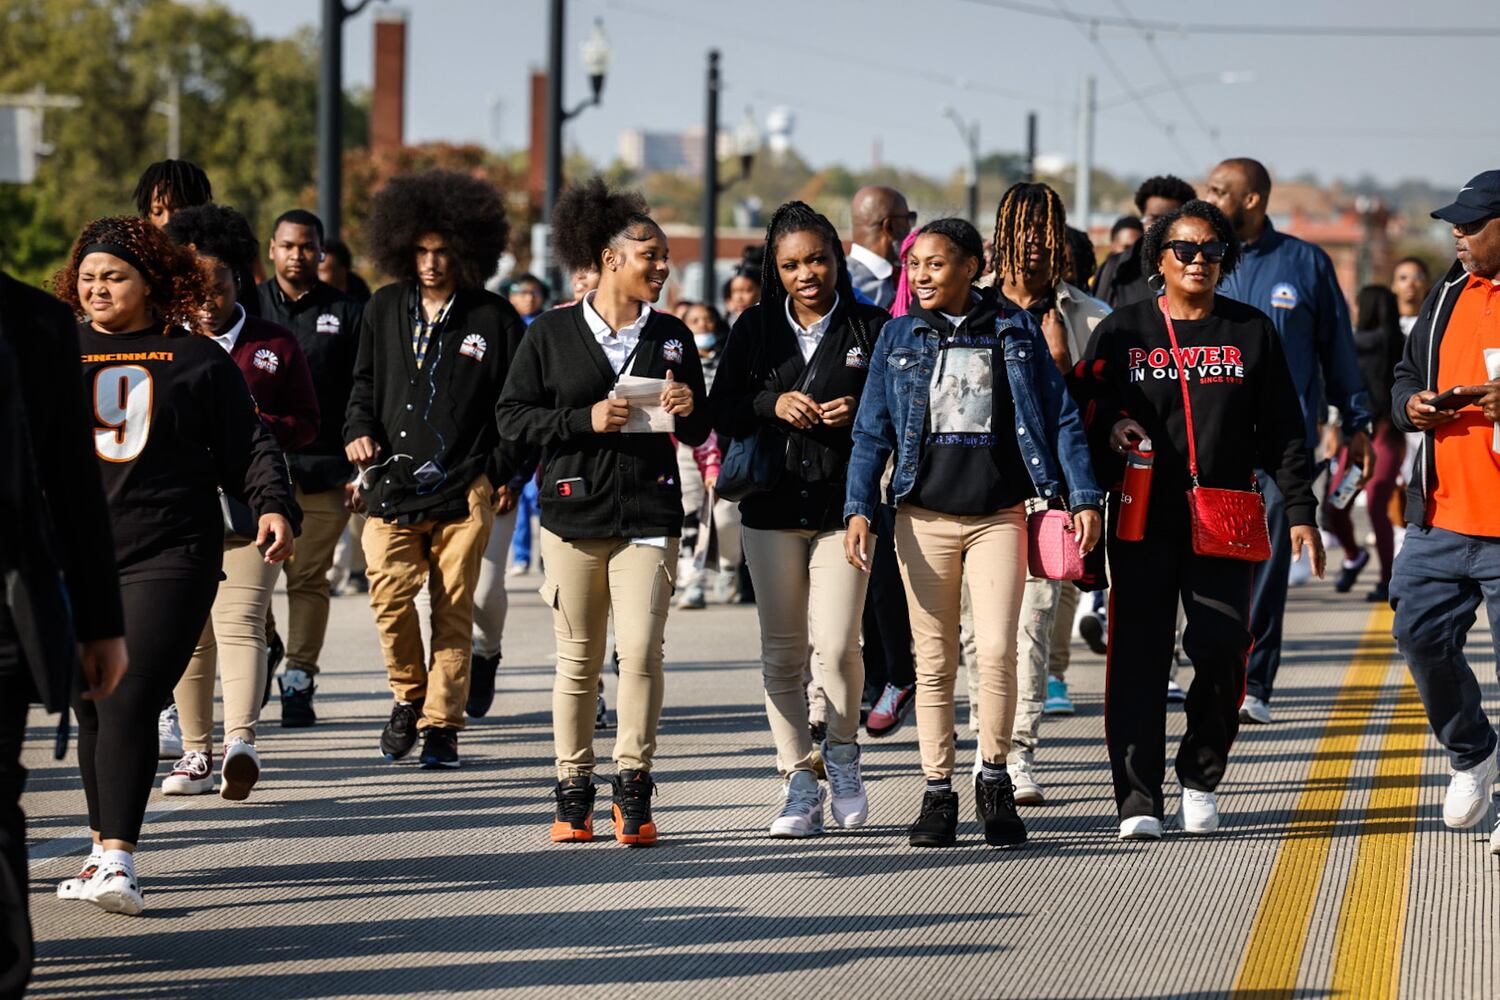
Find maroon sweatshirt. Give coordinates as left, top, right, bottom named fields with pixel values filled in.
left=225, top=311, right=320, bottom=452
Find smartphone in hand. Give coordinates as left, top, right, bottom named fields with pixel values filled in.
left=1431, top=387, right=1484, bottom=411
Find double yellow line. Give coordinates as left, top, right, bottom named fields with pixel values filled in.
left=1231, top=604, right=1423, bottom=999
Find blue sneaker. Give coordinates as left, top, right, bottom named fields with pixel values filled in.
left=1043, top=676, right=1075, bottom=716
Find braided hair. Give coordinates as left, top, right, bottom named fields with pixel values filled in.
left=758, top=200, right=872, bottom=356
left=992, top=182, right=1072, bottom=285
left=133, top=160, right=212, bottom=217
left=53, top=216, right=212, bottom=332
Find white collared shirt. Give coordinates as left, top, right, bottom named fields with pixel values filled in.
left=581, top=290, right=651, bottom=374
left=209, top=303, right=247, bottom=354
left=785, top=292, right=840, bottom=362
left=848, top=242, right=893, bottom=283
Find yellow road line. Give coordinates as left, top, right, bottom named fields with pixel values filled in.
left=1231, top=605, right=1395, bottom=998
left=1331, top=611, right=1422, bottom=1000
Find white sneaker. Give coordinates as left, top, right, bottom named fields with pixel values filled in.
left=823, top=741, right=868, bottom=828
left=1166, top=679, right=1187, bottom=704
left=1118, top=815, right=1163, bottom=840
left=1490, top=820, right=1500, bottom=855
left=1239, top=695, right=1272, bottom=725
left=56, top=853, right=103, bottom=900
left=88, top=861, right=144, bottom=915
left=1444, top=750, right=1497, bottom=830
left=769, top=771, right=825, bottom=838
left=1178, top=788, right=1220, bottom=834
left=1008, top=757, right=1045, bottom=806
left=220, top=739, right=261, bottom=801
left=157, top=705, right=183, bottom=760
left=161, top=750, right=213, bottom=795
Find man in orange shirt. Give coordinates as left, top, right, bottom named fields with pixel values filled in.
left=1391, top=170, right=1500, bottom=855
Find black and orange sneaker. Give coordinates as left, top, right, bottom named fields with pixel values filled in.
left=611, top=769, right=657, bottom=847
left=551, top=777, right=595, bottom=843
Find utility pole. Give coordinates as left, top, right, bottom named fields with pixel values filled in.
left=0, top=86, right=81, bottom=183
left=943, top=107, right=979, bottom=227
left=541, top=3, right=610, bottom=289
left=1074, top=74, right=1095, bottom=232
left=699, top=50, right=720, bottom=303
left=152, top=73, right=181, bottom=160
left=1025, top=111, right=1037, bottom=182
left=318, top=0, right=377, bottom=242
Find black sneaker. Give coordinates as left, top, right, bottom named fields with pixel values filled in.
left=1334, top=549, right=1370, bottom=594
left=419, top=727, right=459, bottom=769
left=908, top=788, right=960, bottom=848
left=466, top=652, right=501, bottom=718
left=974, top=772, right=1028, bottom=848
left=1078, top=611, right=1107, bottom=655
left=279, top=677, right=317, bottom=728
left=1366, top=581, right=1390, bottom=603
left=349, top=571, right=369, bottom=593
left=262, top=631, right=285, bottom=707
left=551, top=777, right=596, bottom=842
left=380, top=700, right=423, bottom=760
left=611, top=769, right=658, bottom=846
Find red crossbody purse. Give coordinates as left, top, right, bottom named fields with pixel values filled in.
left=1159, top=298, right=1272, bottom=562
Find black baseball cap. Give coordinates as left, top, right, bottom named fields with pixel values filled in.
left=1432, top=171, right=1500, bottom=225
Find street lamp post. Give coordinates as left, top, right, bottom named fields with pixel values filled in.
left=698, top=49, right=761, bottom=302
left=543, top=4, right=610, bottom=288
left=943, top=106, right=979, bottom=226
left=318, top=0, right=379, bottom=242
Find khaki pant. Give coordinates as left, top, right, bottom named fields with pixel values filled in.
left=329, top=513, right=368, bottom=590
left=176, top=540, right=281, bottom=752
left=363, top=476, right=494, bottom=732
left=1008, top=576, right=1079, bottom=763
left=742, top=526, right=869, bottom=776
left=416, top=507, right=517, bottom=659
left=541, top=529, right=677, bottom=779
left=896, top=503, right=1027, bottom=780
left=677, top=441, right=743, bottom=573
left=283, top=486, right=351, bottom=676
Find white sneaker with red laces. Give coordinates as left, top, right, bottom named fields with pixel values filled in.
left=162, top=750, right=213, bottom=795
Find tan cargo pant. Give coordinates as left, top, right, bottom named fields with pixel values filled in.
left=283, top=485, right=351, bottom=676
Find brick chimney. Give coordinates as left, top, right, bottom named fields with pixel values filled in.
left=527, top=69, right=546, bottom=208
left=371, top=8, right=407, bottom=152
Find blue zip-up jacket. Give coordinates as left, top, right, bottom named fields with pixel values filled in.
left=1218, top=220, right=1372, bottom=448
left=844, top=307, right=1103, bottom=524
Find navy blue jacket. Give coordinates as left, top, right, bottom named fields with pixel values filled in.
left=1218, top=220, right=1372, bottom=448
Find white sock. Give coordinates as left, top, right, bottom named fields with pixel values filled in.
left=88, top=843, right=104, bottom=860
left=102, top=849, right=133, bottom=875
left=282, top=668, right=312, bottom=692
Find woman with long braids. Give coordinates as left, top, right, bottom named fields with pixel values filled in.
left=844, top=218, right=1102, bottom=849
left=498, top=178, right=709, bottom=847
left=51, top=217, right=296, bottom=914
left=709, top=202, right=889, bottom=838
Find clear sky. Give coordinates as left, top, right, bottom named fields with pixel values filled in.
left=225, top=0, right=1498, bottom=191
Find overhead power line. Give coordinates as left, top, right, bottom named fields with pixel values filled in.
left=960, top=0, right=1500, bottom=38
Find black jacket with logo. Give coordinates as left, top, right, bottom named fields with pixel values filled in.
left=344, top=283, right=527, bottom=524
left=258, top=279, right=364, bottom=493
left=710, top=299, right=888, bottom=532
left=497, top=304, right=711, bottom=540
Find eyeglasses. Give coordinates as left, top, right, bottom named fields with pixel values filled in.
left=882, top=211, right=918, bottom=229
left=1165, top=240, right=1228, bottom=265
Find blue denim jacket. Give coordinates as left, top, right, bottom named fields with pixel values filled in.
left=844, top=308, right=1104, bottom=523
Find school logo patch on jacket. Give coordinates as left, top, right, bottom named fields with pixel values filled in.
left=459, top=333, right=488, bottom=362
left=846, top=346, right=868, bottom=369
left=1270, top=283, right=1298, bottom=310
left=662, top=339, right=684, bottom=364
left=315, top=313, right=341, bottom=334
left=252, top=348, right=280, bottom=373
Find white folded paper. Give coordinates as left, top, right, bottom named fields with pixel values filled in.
left=1485, top=349, right=1500, bottom=453
left=609, top=375, right=675, bottom=433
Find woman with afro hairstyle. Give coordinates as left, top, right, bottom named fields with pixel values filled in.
left=345, top=169, right=529, bottom=770
left=161, top=204, right=318, bottom=802
left=53, top=216, right=298, bottom=915
left=498, top=176, right=709, bottom=847
left=844, top=217, right=1102, bottom=850
left=1072, top=199, right=1319, bottom=839
left=708, top=201, right=889, bottom=838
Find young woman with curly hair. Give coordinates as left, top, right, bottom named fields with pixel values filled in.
left=51, top=216, right=298, bottom=915
left=345, top=169, right=529, bottom=769
left=498, top=176, right=710, bottom=846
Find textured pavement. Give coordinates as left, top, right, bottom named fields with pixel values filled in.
left=18, top=559, right=1500, bottom=999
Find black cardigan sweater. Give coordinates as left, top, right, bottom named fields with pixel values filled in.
left=344, top=283, right=527, bottom=524
left=709, top=298, right=889, bottom=532
left=496, top=304, right=711, bottom=540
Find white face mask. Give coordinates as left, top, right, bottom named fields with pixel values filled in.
left=694, top=333, right=718, bottom=351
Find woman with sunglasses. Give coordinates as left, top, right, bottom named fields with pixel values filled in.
left=1072, top=200, right=1321, bottom=841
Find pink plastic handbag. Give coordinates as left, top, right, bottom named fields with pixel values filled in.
left=1027, top=508, right=1085, bottom=581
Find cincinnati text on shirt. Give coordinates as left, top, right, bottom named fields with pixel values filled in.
left=81, top=351, right=175, bottom=363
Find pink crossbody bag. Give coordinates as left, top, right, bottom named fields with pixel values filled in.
left=1027, top=507, right=1085, bottom=581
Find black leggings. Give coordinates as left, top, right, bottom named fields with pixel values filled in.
left=73, top=573, right=218, bottom=844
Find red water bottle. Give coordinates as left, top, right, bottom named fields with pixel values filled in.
left=1117, top=440, right=1154, bottom=542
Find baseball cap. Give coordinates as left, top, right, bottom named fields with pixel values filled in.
left=1432, top=171, right=1500, bottom=225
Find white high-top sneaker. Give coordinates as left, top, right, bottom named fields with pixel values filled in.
left=823, top=741, right=868, bottom=828
left=769, top=771, right=825, bottom=838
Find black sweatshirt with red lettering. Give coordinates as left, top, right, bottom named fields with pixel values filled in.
left=1072, top=295, right=1316, bottom=527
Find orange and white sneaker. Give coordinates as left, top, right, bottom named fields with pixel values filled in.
left=611, top=769, right=657, bottom=847
left=551, top=777, right=595, bottom=843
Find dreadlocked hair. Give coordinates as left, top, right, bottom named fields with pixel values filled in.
left=367, top=170, right=511, bottom=288
left=992, top=182, right=1072, bottom=285
left=552, top=176, right=657, bottom=273
left=53, top=216, right=213, bottom=333
left=758, top=200, right=872, bottom=356
left=133, top=159, right=212, bottom=217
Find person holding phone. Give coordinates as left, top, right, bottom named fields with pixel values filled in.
left=1073, top=200, right=1319, bottom=840
left=844, top=218, right=1102, bottom=850
left=498, top=178, right=709, bottom=847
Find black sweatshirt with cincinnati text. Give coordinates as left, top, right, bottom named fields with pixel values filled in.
left=1073, top=295, right=1316, bottom=527
left=79, top=323, right=298, bottom=579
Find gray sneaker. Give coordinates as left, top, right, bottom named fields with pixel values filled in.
left=770, top=771, right=825, bottom=838
left=822, top=741, right=868, bottom=828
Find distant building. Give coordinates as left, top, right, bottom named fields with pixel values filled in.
left=618, top=127, right=736, bottom=175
